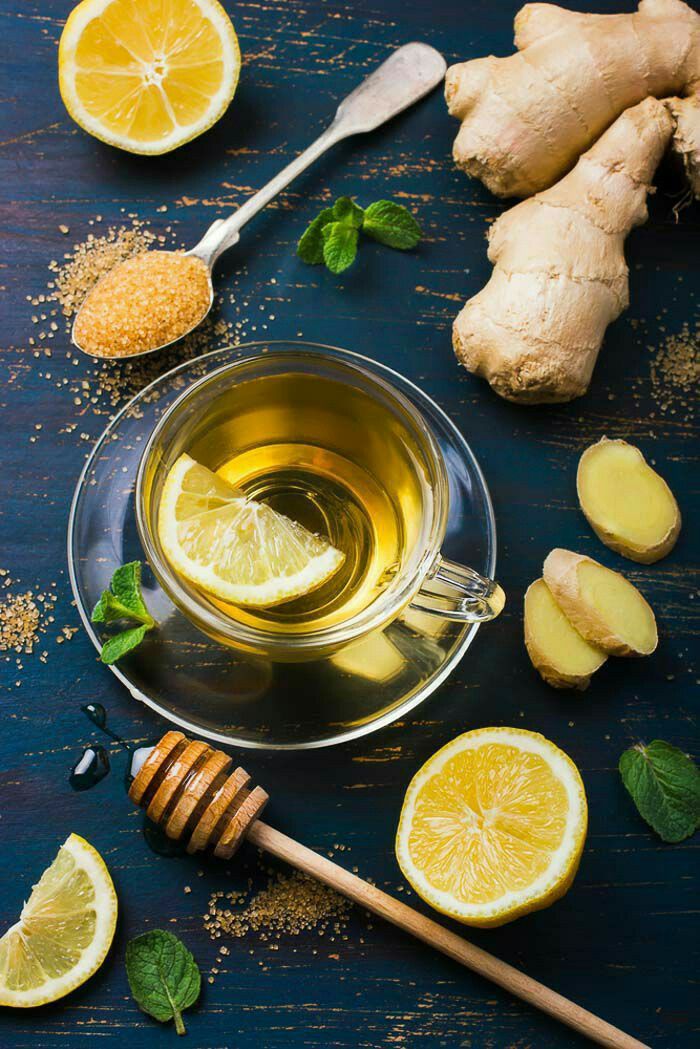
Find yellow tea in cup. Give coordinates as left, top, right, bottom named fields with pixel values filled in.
left=137, top=349, right=502, bottom=660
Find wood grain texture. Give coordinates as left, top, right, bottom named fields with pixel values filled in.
left=248, top=822, right=651, bottom=1049
left=0, top=2, right=698, bottom=1048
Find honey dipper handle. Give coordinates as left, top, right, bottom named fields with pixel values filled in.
left=248, top=821, right=649, bottom=1049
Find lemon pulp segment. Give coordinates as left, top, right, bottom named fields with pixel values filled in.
left=0, top=834, right=117, bottom=1007
left=157, top=454, right=345, bottom=608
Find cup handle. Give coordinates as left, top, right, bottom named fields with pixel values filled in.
left=410, top=556, right=505, bottom=623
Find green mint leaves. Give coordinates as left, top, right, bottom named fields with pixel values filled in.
left=91, top=561, right=155, bottom=664
left=91, top=562, right=152, bottom=625
left=296, top=197, right=364, bottom=272
left=362, top=200, right=422, bottom=249
left=297, top=207, right=334, bottom=265
left=126, top=930, right=201, bottom=1036
left=297, top=197, right=421, bottom=274
left=322, top=221, right=359, bottom=274
left=619, top=740, right=700, bottom=843
left=98, top=625, right=150, bottom=665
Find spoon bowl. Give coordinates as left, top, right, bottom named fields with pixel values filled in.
left=71, top=245, right=216, bottom=360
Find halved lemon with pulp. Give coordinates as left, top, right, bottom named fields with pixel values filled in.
left=0, top=834, right=118, bottom=1007
left=158, top=454, right=345, bottom=608
left=396, top=727, right=587, bottom=927
left=58, top=0, right=241, bottom=154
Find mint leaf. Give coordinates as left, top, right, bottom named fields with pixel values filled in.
left=111, top=561, right=150, bottom=620
left=90, top=591, right=116, bottom=623
left=332, top=196, right=364, bottom=228
left=363, top=200, right=421, bottom=249
left=91, top=590, right=141, bottom=625
left=297, top=207, right=334, bottom=264
left=100, top=625, right=148, bottom=665
left=322, top=222, right=359, bottom=274
left=91, top=561, right=155, bottom=663
left=91, top=562, right=153, bottom=628
left=297, top=197, right=421, bottom=275
left=126, top=930, right=200, bottom=1036
left=619, top=740, right=700, bottom=843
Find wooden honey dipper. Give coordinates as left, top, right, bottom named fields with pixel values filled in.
left=130, top=731, right=649, bottom=1049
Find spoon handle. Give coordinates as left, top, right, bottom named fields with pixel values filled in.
left=191, top=42, right=446, bottom=266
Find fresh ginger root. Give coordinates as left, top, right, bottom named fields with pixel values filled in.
left=445, top=0, right=700, bottom=199
left=524, top=578, right=606, bottom=690
left=543, top=549, right=658, bottom=657
left=577, top=438, right=681, bottom=563
left=453, top=98, right=673, bottom=403
left=668, top=94, right=700, bottom=198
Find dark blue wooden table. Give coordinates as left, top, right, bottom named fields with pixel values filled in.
left=1, top=2, right=698, bottom=1046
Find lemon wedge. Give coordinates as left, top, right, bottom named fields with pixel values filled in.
left=158, top=453, right=345, bottom=608
left=58, top=0, right=240, bottom=154
left=396, top=727, right=587, bottom=927
left=0, top=834, right=118, bottom=1007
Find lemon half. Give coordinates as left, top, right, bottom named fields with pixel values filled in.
left=158, top=454, right=345, bottom=608
left=59, top=0, right=240, bottom=154
left=396, top=727, right=587, bottom=927
left=0, top=834, right=118, bottom=1007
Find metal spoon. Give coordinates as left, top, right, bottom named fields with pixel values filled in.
left=72, top=42, right=447, bottom=359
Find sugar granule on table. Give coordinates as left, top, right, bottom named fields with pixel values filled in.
left=0, top=592, right=41, bottom=654
left=204, top=870, right=352, bottom=944
left=649, top=321, right=699, bottom=419
left=0, top=572, right=77, bottom=678
left=48, top=223, right=158, bottom=318
left=0, top=575, right=56, bottom=665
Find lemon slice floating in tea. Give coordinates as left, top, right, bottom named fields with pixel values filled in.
left=58, top=0, right=241, bottom=155
left=396, top=727, right=587, bottom=927
left=0, top=834, right=118, bottom=1007
left=158, top=454, right=345, bottom=608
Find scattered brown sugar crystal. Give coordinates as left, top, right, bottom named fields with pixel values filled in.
left=50, top=224, right=157, bottom=318
left=0, top=575, right=60, bottom=672
left=0, top=592, right=41, bottom=654
left=650, top=321, right=699, bottom=419
left=73, top=251, right=211, bottom=358
left=204, top=871, right=352, bottom=942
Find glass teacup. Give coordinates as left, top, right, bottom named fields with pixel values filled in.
left=136, top=347, right=504, bottom=660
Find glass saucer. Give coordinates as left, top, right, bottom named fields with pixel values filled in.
left=68, top=342, right=497, bottom=750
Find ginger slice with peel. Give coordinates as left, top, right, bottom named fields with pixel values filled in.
left=577, top=438, right=681, bottom=563
left=524, top=578, right=606, bottom=690
left=543, top=549, right=657, bottom=658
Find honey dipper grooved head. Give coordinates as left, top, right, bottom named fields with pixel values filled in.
left=128, top=732, right=268, bottom=858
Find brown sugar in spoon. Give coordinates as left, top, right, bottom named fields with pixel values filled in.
left=130, top=731, right=648, bottom=1049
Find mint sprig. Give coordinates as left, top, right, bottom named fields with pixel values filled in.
left=91, top=561, right=155, bottom=664
left=126, top=929, right=200, bottom=1036
left=297, top=197, right=421, bottom=275
left=619, top=740, right=700, bottom=843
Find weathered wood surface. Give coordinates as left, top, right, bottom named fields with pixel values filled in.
left=0, top=1, right=697, bottom=1047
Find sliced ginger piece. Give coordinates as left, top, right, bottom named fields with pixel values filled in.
left=577, top=438, right=681, bottom=563
left=544, top=549, right=657, bottom=658
left=524, top=578, right=606, bottom=690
